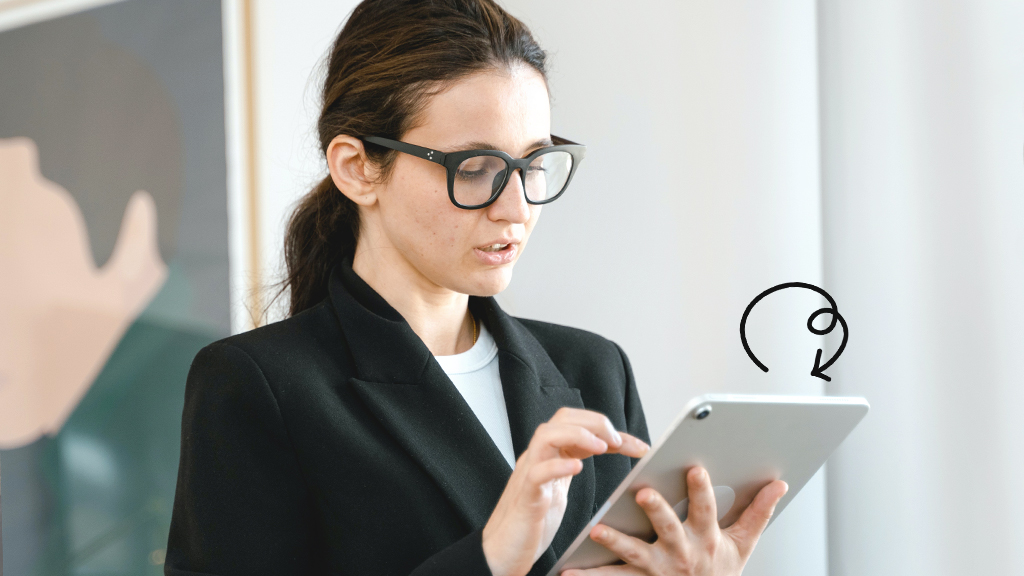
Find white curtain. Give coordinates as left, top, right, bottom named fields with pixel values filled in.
left=819, top=1, right=1024, bottom=574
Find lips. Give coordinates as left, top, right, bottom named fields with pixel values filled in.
left=473, top=240, right=519, bottom=265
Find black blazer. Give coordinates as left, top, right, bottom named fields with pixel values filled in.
left=165, top=264, right=649, bottom=576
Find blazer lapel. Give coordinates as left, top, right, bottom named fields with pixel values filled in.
left=349, top=368, right=512, bottom=530
left=331, top=266, right=511, bottom=530
left=473, top=298, right=597, bottom=573
left=330, top=264, right=597, bottom=571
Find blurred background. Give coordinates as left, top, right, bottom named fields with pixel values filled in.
left=0, top=0, right=1021, bottom=575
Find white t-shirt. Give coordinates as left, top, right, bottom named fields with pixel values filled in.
left=434, top=324, right=516, bottom=469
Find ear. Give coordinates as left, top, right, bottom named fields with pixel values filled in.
left=326, top=135, right=378, bottom=207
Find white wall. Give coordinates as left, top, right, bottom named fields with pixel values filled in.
left=819, top=1, right=1024, bottom=575
left=250, top=0, right=358, bottom=318
left=501, top=2, right=828, bottom=575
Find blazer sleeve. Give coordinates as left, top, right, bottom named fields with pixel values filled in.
left=165, top=343, right=495, bottom=576
left=165, top=342, right=320, bottom=575
left=615, top=342, right=651, bottom=458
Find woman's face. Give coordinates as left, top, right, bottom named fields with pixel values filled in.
left=368, top=64, right=552, bottom=297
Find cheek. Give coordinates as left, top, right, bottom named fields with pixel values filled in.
left=384, top=169, right=470, bottom=255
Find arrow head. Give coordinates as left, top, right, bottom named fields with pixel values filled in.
left=810, top=348, right=832, bottom=382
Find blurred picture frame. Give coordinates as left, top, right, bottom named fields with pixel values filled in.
left=0, top=0, right=263, bottom=572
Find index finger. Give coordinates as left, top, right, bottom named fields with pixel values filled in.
left=610, top=432, right=649, bottom=459
left=548, top=408, right=649, bottom=458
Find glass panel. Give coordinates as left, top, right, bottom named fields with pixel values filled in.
left=525, top=151, right=573, bottom=202
left=453, top=155, right=508, bottom=207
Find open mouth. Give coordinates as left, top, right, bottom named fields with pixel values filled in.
left=478, top=243, right=511, bottom=252
left=474, top=241, right=518, bottom=265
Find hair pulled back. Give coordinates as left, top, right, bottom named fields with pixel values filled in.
left=282, top=0, right=547, bottom=316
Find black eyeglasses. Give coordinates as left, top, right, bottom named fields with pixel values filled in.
left=362, top=135, right=586, bottom=209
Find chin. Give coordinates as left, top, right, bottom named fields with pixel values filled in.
left=462, top=265, right=514, bottom=297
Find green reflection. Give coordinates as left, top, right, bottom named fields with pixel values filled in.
left=2, top=318, right=217, bottom=575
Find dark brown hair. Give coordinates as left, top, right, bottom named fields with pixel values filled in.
left=282, top=0, right=547, bottom=316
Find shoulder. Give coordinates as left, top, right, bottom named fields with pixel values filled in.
left=183, top=299, right=357, bottom=441
left=513, top=317, right=629, bottom=382
left=515, top=317, right=623, bottom=354
left=190, top=298, right=349, bottom=383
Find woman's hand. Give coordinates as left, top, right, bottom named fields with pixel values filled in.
left=563, top=467, right=788, bottom=576
left=482, top=407, right=650, bottom=576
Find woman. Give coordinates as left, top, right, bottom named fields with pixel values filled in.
left=165, top=1, right=787, bottom=575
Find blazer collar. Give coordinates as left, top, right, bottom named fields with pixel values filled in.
left=329, top=264, right=596, bottom=572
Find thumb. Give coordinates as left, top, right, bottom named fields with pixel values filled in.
left=726, top=480, right=788, bottom=559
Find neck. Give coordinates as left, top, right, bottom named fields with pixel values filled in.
left=352, top=245, right=475, bottom=357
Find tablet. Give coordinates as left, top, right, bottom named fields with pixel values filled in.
left=547, top=394, right=869, bottom=575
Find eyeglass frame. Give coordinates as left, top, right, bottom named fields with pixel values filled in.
left=361, top=135, right=586, bottom=209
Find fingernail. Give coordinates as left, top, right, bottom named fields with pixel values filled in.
left=647, top=492, right=657, bottom=505
left=612, top=429, right=623, bottom=445
left=594, top=528, right=607, bottom=540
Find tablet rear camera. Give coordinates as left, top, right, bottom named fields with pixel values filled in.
left=694, top=405, right=712, bottom=420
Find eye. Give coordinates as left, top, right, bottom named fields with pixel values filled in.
left=455, top=168, right=488, bottom=181
left=455, top=156, right=505, bottom=182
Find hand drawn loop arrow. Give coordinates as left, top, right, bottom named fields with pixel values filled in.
left=739, top=282, right=849, bottom=382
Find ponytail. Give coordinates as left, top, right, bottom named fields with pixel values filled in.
left=282, top=175, right=360, bottom=316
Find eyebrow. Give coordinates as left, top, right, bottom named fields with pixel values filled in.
left=446, top=137, right=554, bottom=156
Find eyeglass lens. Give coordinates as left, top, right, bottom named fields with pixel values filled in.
left=453, top=150, right=574, bottom=207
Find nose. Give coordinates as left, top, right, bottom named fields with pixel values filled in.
left=486, top=167, right=531, bottom=224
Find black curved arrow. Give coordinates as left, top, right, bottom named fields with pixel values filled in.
left=739, top=282, right=849, bottom=382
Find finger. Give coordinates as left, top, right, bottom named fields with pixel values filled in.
left=530, top=423, right=610, bottom=460
left=549, top=407, right=625, bottom=450
left=525, top=457, right=583, bottom=488
left=588, top=524, right=651, bottom=569
left=607, top=432, right=650, bottom=459
left=561, top=564, right=646, bottom=575
left=684, top=466, right=719, bottom=537
left=725, top=479, right=789, bottom=558
left=635, top=487, right=684, bottom=547
left=546, top=408, right=651, bottom=458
